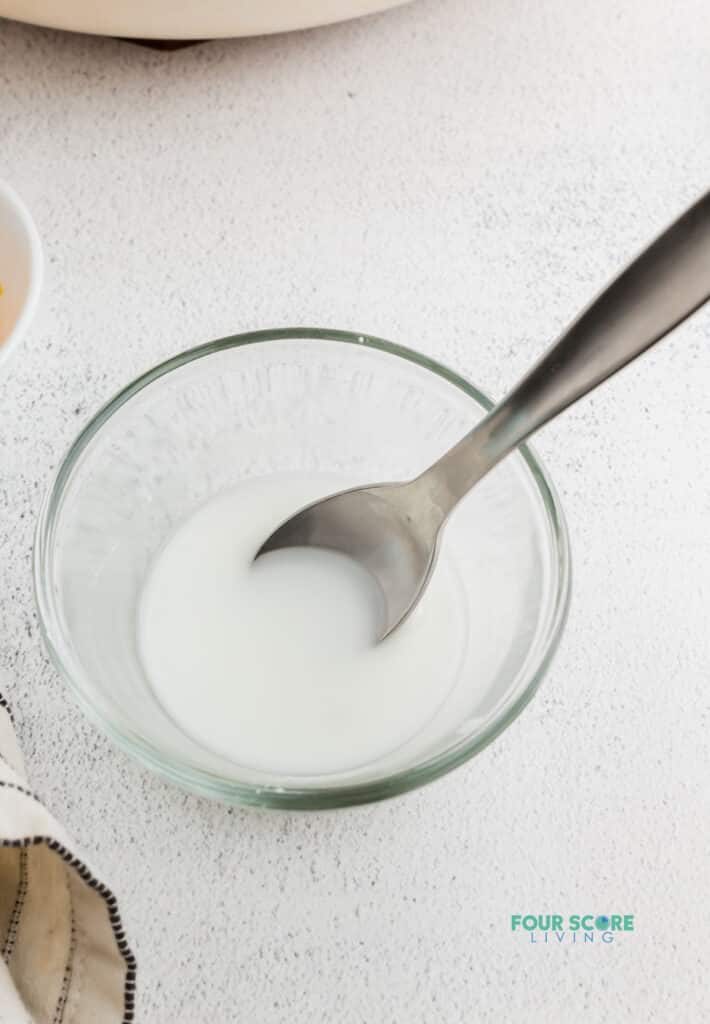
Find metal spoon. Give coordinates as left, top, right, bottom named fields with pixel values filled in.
left=256, top=191, right=710, bottom=640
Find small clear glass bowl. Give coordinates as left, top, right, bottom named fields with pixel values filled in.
left=34, top=329, right=570, bottom=808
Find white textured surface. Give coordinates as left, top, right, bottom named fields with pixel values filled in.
left=1, top=2, right=710, bottom=1020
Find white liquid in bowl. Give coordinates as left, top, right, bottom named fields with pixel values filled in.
left=138, top=474, right=469, bottom=776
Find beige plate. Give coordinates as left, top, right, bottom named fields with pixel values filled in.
left=0, top=0, right=411, bottom=39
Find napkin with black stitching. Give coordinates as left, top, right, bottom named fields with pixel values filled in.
left=0, top=683, right=135, bottom=1023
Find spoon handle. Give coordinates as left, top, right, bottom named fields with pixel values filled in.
left=423, top=190, right=710, bottom=510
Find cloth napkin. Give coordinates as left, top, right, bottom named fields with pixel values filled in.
left=0, top=677, right=134, bottom=1023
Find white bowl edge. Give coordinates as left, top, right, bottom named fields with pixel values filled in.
left=0, top=179, right=43, bottom=370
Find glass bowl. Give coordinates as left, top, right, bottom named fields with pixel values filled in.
left=34, top=328, right=570, bottom=809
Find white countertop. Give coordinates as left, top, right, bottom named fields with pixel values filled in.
left=2, top=2, right=710, bottom=1020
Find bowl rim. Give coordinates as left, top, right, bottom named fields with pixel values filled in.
left=33, top=327, right=571, bottom=809
left=0, top=179, right=43, bottom=370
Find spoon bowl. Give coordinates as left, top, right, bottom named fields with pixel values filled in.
left=257, top=479, right=444, bottom=639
